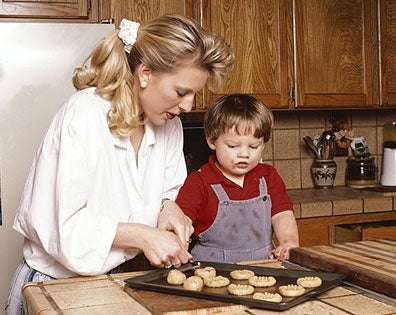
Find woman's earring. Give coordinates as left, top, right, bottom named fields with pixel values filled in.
left=140, top=80, right=148, bottom=88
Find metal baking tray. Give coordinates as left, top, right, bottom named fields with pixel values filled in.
left=124, top=261, right=347, bottom=311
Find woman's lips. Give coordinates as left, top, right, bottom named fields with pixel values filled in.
left=166, top=112, right=176, bottom=120
left=236, top=162, right=249, bottom=169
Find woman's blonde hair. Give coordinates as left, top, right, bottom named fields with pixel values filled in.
left=204, top=94, right=274, bottom=143
left=73, top=14, right=234, bottom=137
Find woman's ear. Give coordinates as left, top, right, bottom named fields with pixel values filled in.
left=206, top=137, right=216, bottom=150
left=137, top=63, right=151, bottom=85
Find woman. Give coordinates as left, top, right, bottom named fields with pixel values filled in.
left=6, top=14, right=234, bottom=314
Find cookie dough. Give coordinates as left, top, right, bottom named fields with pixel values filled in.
left=183, top=276, right=204, bottom=291
left=229, top=269, right=255, bottom=280
left=296, top=276, right=322, bottom=288
left=166, top=269, right=186, bottom=285
left=227, top=283, right=255, bottom=296
left=252, top=292, right=282, bottom=303
left=248, top=275, right=276, bottom=287
left=204, top=275, right=230, bottom=288
left=194, top=266, right=216, bottom=279
left=278, top=284, right=305, bottom=297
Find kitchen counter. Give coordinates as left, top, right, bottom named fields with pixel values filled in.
left=23, top=255, right=396, bottom=315
left=288, top=186, right=396, bottom=219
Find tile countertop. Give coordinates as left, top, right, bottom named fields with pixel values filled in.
left=22, top=259, right=396, bottom=315
left=287, top=186, right=396, bottom=219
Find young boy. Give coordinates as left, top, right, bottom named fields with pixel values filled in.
left=176, top=94, right=299, bottom=263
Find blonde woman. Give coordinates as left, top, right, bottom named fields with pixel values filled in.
left=6, top=14, right=234, bottom=314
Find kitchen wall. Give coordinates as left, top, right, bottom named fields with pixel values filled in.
left=268, top=109, right=396, bottom=190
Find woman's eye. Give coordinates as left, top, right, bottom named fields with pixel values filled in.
left=176, top=90, right=187, bottom=97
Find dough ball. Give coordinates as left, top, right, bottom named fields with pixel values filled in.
left=227, top=283, right=255, bottom=296
left=296, top=276, right=322, bottom=288
left=183, top=276, right=204, bottom=291
left=248, top=275, right=277, bottom=287
left=252, top=292, right=282, bottom=303
left=166, top=269, right=186, bottom=285
left=229, top=269, right=255, bottom=280
left=194, top=266, right=216, bottom=279
left=278, top=284, right=305, bottom=297
left=203, top=275, right=230, bottom=288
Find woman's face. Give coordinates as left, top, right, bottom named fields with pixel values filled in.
left=207, top=127, right=265, bottom=181
left=137, top=65, right=208, bottom=126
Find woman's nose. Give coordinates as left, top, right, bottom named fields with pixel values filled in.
left=179, top=96, right=195, bottom=113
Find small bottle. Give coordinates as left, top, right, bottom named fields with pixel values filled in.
left=311, top=159, right=337, bottom=189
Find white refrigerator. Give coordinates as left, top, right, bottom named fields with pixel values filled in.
left=0, top=22, right=115, bottom=311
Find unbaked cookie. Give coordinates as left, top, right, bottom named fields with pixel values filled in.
left=166, top=269, right=186, bottom=285
left=229, top=269, right=255, bottom=280
left=204, top=275, right=230, bottom=288
left=296, top=276, right=322, bottom=288
left=248, top=275, right=276, bottom=287
left=227, top=283, right=255, bottom=296
left=194, top=266, right=216, bottom=279
left=252, top=292, right=282, bottom=303
left=278, top=284, right=305, bottom=297
left=183, top=276, right=204, bottom=291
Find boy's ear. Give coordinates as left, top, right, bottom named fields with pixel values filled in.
left=206, top=137, right=216, bottom=150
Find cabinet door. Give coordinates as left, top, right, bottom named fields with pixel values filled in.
left=101, top=0, right=194, bottom=26
left=380, top=0, right=396, bottom=107
left=0, top=0, right=97, bottom=20
left=294, top=0, right=379, bottom=108
left=201, top=0, right=293, bottom=110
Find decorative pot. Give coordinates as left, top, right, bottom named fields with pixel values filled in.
left=311, top=159, right=337, bottom=189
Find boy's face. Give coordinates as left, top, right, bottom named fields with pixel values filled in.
left=207, top=126, right=265, bottom=181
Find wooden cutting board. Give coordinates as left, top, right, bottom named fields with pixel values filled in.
left=289, top=239, right=396, bottom=298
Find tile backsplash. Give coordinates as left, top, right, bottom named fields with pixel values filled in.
left=270, top=109, right=396, bottom=190
left=181, top=109, right=396, bottom=190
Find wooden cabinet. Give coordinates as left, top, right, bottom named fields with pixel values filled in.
left=0, top=0, right=99, bottom=21
left=99, top=0, right=194, bottom=26
left=200, top=0, right=293, bottom=110
left=379, top=0, right=396, bottom=107
left=294, top=0, right=379, bottom=109
left=296, top=212, right=396, bottom=247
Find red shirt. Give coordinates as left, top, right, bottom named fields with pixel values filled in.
left=176, top=155, right=293, bottom=236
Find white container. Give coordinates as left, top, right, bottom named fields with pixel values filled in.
left=381, top=148, right=396, bottom=186
left=380, top=122, right=396, bottom=186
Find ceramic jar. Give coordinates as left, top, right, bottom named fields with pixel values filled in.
left=311, top=159, right=337, bottom=189
left=346, top=156, right=377, bottom=188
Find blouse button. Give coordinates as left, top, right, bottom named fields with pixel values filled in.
left=223, top=201, right=229, bottom=206
left=263, top=196, right=267, bottom=201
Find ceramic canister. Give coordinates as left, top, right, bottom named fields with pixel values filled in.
left=311, top=159, right=337, bottom=189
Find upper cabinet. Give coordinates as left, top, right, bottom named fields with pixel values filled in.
left=201, top=0, right=294, bottom=110
left=0, top=0, right=99, bottom=21
left=294, top=0, right=379, bottom=109
left=3, top=0, right=395, bottom=109
left=379, top=0, right=396, bottom=107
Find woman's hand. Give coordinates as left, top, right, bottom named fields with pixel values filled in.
left=113, top=222, right=192, bottom=269
left=157, top=200, right=194, bottom=250
left=141, top=227, right=192, bottom=268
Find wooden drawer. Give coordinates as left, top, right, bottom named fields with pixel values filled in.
left=334, top=220, right=396, bottom=243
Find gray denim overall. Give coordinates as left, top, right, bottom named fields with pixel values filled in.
left=192, top=177, right=273, bottom=262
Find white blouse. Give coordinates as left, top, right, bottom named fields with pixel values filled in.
left=13, top=87, right=187, bottom=278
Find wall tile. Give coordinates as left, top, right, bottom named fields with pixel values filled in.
left=274, top=160, right=301, bottom=190
left=352, top=110, right=377, bottom=126
left=333, top=199, right=363, bottom=215
left=273, top=129, right=300, bottom=159
left=273, top=111, right=299, bottom=129
left=300, top=111, right=326, bottom=128
left=300, top=201, right=332, bottom=218
left=364, top=197, right=393, bottom=213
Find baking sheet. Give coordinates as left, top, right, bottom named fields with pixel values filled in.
left=124, top=261, right=346, bottom=311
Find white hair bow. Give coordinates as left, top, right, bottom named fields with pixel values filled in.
left=118, top=18, right=140, bottom=53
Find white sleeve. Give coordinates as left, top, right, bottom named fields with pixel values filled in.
left=14, top=100, right=119, bottom=275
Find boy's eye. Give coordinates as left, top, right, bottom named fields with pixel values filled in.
left=250, top=145, right=259, bottom=149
